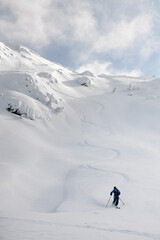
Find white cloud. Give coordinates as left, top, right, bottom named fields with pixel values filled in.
left=0, top=0, right=97, bottom=47
left=93, top=14, right=152, bottom=53
left=0, top=0, right=159, bottom=75
left=0, top=1, right=153, bottom=49
left=0, top=0, right=52, bottom=47
left=77, top=61, right=112, bottom=75
left=115, top=69, right=142, bottom=77
left=76, top=60, right=142, bottom=77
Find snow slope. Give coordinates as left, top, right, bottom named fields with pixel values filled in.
left=0, top=41, right=160, bottom=240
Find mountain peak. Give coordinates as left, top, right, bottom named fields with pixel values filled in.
left=0, top=41, right=65, bottom=71
left=0, top=42, right=97, bottom=120
left=0, top=42, right=73, bottom=119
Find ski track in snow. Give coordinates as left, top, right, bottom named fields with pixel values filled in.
left=63, top=91, right=125, bottom=204
left=80, top=99, right=129, bottom=184
left=83, top=139, right=120, bottom=160
left=54, top=163, right=129, bottom=212
left=1, top=216, right=160, bottom=240
left=56, top=223, right=160, bottom=240
left=51, top=94, right=129, bottom=213
left=81, top=115, right=110, bottom=135
left=85, top=165, right=130, bottom=183
left=49, top=84, right=124, bottom=185
left=66, top=224, right=160, bottom=240
left=82, top=140, right=129, bottom=183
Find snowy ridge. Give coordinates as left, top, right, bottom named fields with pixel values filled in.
left=1, top=42, right=160, bottom=240
left=0, top=42, right=96, bottom=120
left=0, top=41, right=61, bottom=71
left=0, top=71, right=64, bottom=120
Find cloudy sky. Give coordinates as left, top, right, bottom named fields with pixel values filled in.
left=0, top=0, right=160, bottom=76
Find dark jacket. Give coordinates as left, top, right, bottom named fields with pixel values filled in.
left=110, top=188, right=120, bottom=199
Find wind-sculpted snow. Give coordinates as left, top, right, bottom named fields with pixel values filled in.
left=0, top=42, right=160, bottom=240
left=0, top=42, right=107, bottom=120
left=0, top=71, right=64, bottom=119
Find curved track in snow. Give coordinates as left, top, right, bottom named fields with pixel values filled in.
left=83, top=139, right=120, bottom=161
left=52, top=91, right=130, bottom=212
left=1, top=216, right=160, bottom=240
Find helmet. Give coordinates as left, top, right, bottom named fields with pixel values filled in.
left=114, top=186, right=116, bottom=189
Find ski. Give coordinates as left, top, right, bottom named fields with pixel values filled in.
left=115, top=206, right=120, bottom=209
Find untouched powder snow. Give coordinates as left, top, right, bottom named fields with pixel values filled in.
left=0, top=42, right=160, bottom=240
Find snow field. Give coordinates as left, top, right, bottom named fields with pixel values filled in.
left=0, top=42, right=160, bottom=239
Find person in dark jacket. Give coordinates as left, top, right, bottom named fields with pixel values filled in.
left=110, top=186, right=120, bottom=206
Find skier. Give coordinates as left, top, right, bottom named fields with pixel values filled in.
left=110, top=186, right=120, bottom=207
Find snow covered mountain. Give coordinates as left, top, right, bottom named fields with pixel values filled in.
left=0, top=41, right=160, bottom=240
left=0, top=41, right=95, bottom=120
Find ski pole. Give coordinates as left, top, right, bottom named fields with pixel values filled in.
left=119, top=197, right=124, bottom=205
left=106, top=196, right=111, bottom=207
